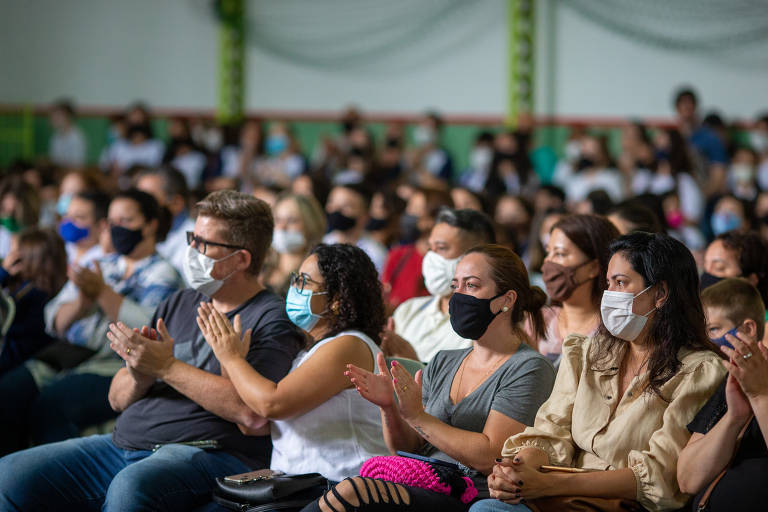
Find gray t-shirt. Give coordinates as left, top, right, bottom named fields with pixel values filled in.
left=112, top=289, right=304, bottom=468
left=420, top=344, right=556, bottom=494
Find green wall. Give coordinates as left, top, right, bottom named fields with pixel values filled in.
left=0, top=112, right=634, bottom=185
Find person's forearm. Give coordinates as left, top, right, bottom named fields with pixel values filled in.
left=220, top=356, right=282, bottom=418
left=108, top=367, right=155, bottom=412
left=97, top=286, right=124, bottom=323
left=551, top=467, right=637, bottom=501
left=406, top=412, right=502, bottom=474
left=387, top=336, right=420, bottom=361
left=751, top=395, right=768, bottom=449
left=54, top=298, right=92, bottom=336
left=163, top=358, right=267, bottom=429
left=677, top=413, right=744, bottom=495
left=381, top=405, right=423, bottom=455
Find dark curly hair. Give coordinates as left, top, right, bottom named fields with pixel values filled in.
left=311, top=243, right=386, bottom=344
left=593, top=232, right=720, bottom=401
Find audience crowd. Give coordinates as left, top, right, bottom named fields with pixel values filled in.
left=0, top=86, right=767, bottom=511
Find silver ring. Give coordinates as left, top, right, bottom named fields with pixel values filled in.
left=743, top=352, right=753, bottom=360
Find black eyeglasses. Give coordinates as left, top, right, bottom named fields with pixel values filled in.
left=290, top=272, right=327, bottom=294
left=186, top=231, right=243, bottom=256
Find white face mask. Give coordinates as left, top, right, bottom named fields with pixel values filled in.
left=422, top=251, right=460, bottom=297
left=272, top=229, right=306, bottom=254
left=470, top=147, right=493, bottom=172
left=600, top=285, right=656, bottom=341
left=182, top=245, right=240, bottom=297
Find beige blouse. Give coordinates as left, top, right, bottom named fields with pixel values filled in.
left=501, top=334, right=726, bottom=512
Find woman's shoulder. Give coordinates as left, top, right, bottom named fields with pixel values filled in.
left=677, top=347, right=725, bottom=371
left=562, top=333, right=591, bottom=355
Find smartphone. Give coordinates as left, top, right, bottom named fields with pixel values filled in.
left=223, top=469, right=284, bottom=484
left=396, top=451, right=460, bottom=470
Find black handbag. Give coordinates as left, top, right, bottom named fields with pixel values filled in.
left=213, top=470, right=329, bottom=512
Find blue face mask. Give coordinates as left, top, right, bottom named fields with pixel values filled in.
left=265, top=135, right=288, bottom=156
left=710, top=326, right=739, bottom=350
left=285, top=285, right=327, bottom=331
left=58, top=220, right=90, bottom=243
left=711, top=212, right=742, bottom=236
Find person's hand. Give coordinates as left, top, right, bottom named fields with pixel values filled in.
left=390, top=360, right=424, bottom=422
left=197, top=302, right=252, bottom=365
left=2, top=248, right=23, bottom=276
left=107, top=319, right=177, bottom=379
left=380, top=318, right=419, bottom=360
left=724, top=372, right=753, bottom=426
left=488, top=461, right=524, bottom=503
left=491, top=451, right=555, bottom=503
left=70, top=262, right=105, bottom=300
left=345, top=351, right=395, bottom=409
left=721, top=330, right=768, bottom=400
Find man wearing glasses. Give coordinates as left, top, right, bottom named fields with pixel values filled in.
left=0, top=190, right=304, bottom=511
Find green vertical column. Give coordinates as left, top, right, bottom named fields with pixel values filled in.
left=506, top=0, right=535, bottom=128
left=217, top=0, right=245, bottom=124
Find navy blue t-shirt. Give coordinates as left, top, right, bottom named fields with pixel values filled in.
left=112, top=288, right=303, bottom=467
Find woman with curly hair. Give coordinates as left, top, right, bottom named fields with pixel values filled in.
left=198, top=243, right=389, bottom=482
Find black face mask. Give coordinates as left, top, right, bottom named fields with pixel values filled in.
left=365, top=217, right=388, bottom=232
left=449, top=292, right=505, bottom=340
left=700, top=271, right=728, bottom=291
left=327, top=211, right=357, bottom=233
left=399, top=214, right=420, bottom=244
left=110, top=225, right=144, bottom=255
left=576, top=157, right=595, bottom=171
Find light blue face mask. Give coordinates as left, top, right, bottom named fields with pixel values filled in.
left=285, top=285, right=328, bottom=331
left=711, top=212, right=742, bottom=236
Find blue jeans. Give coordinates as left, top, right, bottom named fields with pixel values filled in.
left=469, top=499, right=533, bottom=512
left=0, top=364, right=116, bottom=455
left=0, top=434, right=251, bottom=512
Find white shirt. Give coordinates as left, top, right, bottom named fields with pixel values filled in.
left=171, top=151, right=207, bottom=189
left=270, top=331, right=389, bottom=481
left=632, top=170, right=703, bottom=222
left=156, top=215, right=196, bottom=280
left=65, top=242, right=104, bottom=267
left=110, top=139, right=164, bottom=171
left=50, top=127, right=86, bottom=167
left=393, top=295, right=472, bottom=363
left=322, top=232, right=387, bottom=274
left=553, top=162, right=624, bottom=203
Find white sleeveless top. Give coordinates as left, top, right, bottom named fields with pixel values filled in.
left=269, top=330, right=389, bottom=481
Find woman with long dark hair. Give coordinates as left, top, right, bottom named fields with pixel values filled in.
left=472, top=232, right=726, bottom=512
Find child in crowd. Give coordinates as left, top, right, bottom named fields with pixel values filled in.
left=678, top=278, right=767, bottom=511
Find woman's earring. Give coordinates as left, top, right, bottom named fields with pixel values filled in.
left=502, top=306, right=509, bottom=312
left=331, top=303, right=340, bottom=314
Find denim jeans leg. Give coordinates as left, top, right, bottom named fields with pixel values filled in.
left=469, top=499, right=534, bottom=512
left=104, top=444, right=251, bottom=512
left=0, top=434, right=128, bottom=512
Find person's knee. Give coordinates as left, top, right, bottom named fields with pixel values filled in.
left=469, top=499, right=530, bottom=512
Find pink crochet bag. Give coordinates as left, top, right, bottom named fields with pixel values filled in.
left=360, top=455, right=478, bottom=504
